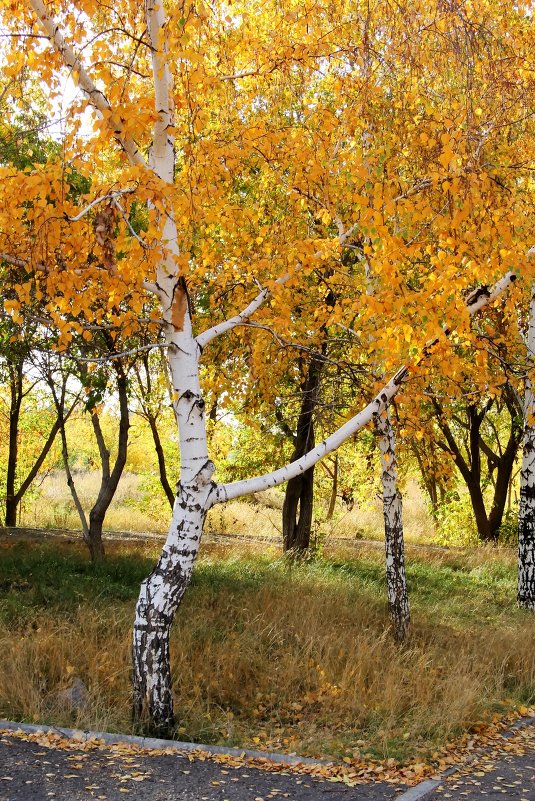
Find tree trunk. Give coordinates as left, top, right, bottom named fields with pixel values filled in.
left=465, top=475, right=495, bottom=542
left=375, top=407, right=410, bottom=642
left=85, top=364, right=130, bottom=562
left=282, top=354, right=323, bottom=553
left=148, top=415, right=175, bottom=509
left=518, top=273, right=535, bottom=610
left=282, top=465, right=315, bottom=552
left=5, top=363, right=22, bottom=526
left=518, top=414, right=535, bottom=610
left=132, top=468, right=213, bottom=735
left=326, top=454, right=338, bottom=521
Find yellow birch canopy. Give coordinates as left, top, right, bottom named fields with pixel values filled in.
left=0, top=0, right=533, bottom=392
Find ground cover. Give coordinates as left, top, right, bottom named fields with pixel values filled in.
left=0, top=538, right=532, bottom=764
left=19, top=470, right=434, bottom=544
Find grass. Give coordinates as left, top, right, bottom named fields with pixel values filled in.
left=19, top=470, right=436, bottom=543
left=0, top=537, right=533, bottom=763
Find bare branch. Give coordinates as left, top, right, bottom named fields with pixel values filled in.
left=0, top=252, right=27, bottom=268
left=67, top=342, right=168, bottom=364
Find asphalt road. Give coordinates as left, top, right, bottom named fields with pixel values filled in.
left=0, top=733, right=406, bottom=801
left=1, top=723, right=534, bottom=800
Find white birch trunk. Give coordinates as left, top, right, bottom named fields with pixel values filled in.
left=363, top=254, right=410, bottom=641
left=130, top=0, right=216, bottom=732
left=518, top=256, right=535, bottom=610
left=375, top=407, right=410, bottom=641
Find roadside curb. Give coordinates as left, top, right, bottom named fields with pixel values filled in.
left=395, top=715, right=535, bottom=801
left=0, top=719, right=332, bottom=767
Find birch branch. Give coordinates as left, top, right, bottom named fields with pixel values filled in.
left=196, top=272, right=294, bottom=349
left=68, top=343, right=168, bottom=364
left=211, top=270, right=517, bottom=506
left=0, top=252, right=27, bottom=268
left=66, top=189, right=136, bottom=222
left=28, top=0, right=146, bottom=168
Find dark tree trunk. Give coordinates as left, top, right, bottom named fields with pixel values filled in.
left=465, top=475, right=495, bottom=542
left=5, top=363, right=23, bottom=526
left=86, top=363, right=130, bottom=562
left=148, top=415, right=175, bottom=509
left=282, top=354, right=323, bottom=553
left=5, top=360, right=63, bottom=527
left=87, top=514, right=106, bottom=561
left=434, top=391, right=522, bottom=544
left=282, top=464, right=315, bottom=552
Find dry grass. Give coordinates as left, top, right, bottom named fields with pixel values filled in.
left=22, top=471, right=438, bottom=545
left=21, top=471, right=169, bottom=534
left=0, top=539, right=532, bottom=761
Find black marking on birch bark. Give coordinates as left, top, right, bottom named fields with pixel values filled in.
left=393, top=366, right=408, bottom=385
left=466, top=286, right=490, bottom=306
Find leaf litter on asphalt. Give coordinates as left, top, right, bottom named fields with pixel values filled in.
left=0, top=707, right=533, bottom=790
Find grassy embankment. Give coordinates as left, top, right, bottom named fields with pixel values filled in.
left=0, top=537, right=533, bottom=763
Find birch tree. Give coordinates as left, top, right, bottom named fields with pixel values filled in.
left=0, top=0, right=531, bottom=735
left=518, top=246, right=535, bottom=610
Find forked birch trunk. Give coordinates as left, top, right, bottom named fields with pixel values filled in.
left=518, top=253, right=535, bottom=610
left=375, top=407, right=410, bottom=642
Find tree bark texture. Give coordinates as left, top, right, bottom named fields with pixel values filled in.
left=375, top=407, right=410, bottom=642
left=518, top=276, right=535, bottom=610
